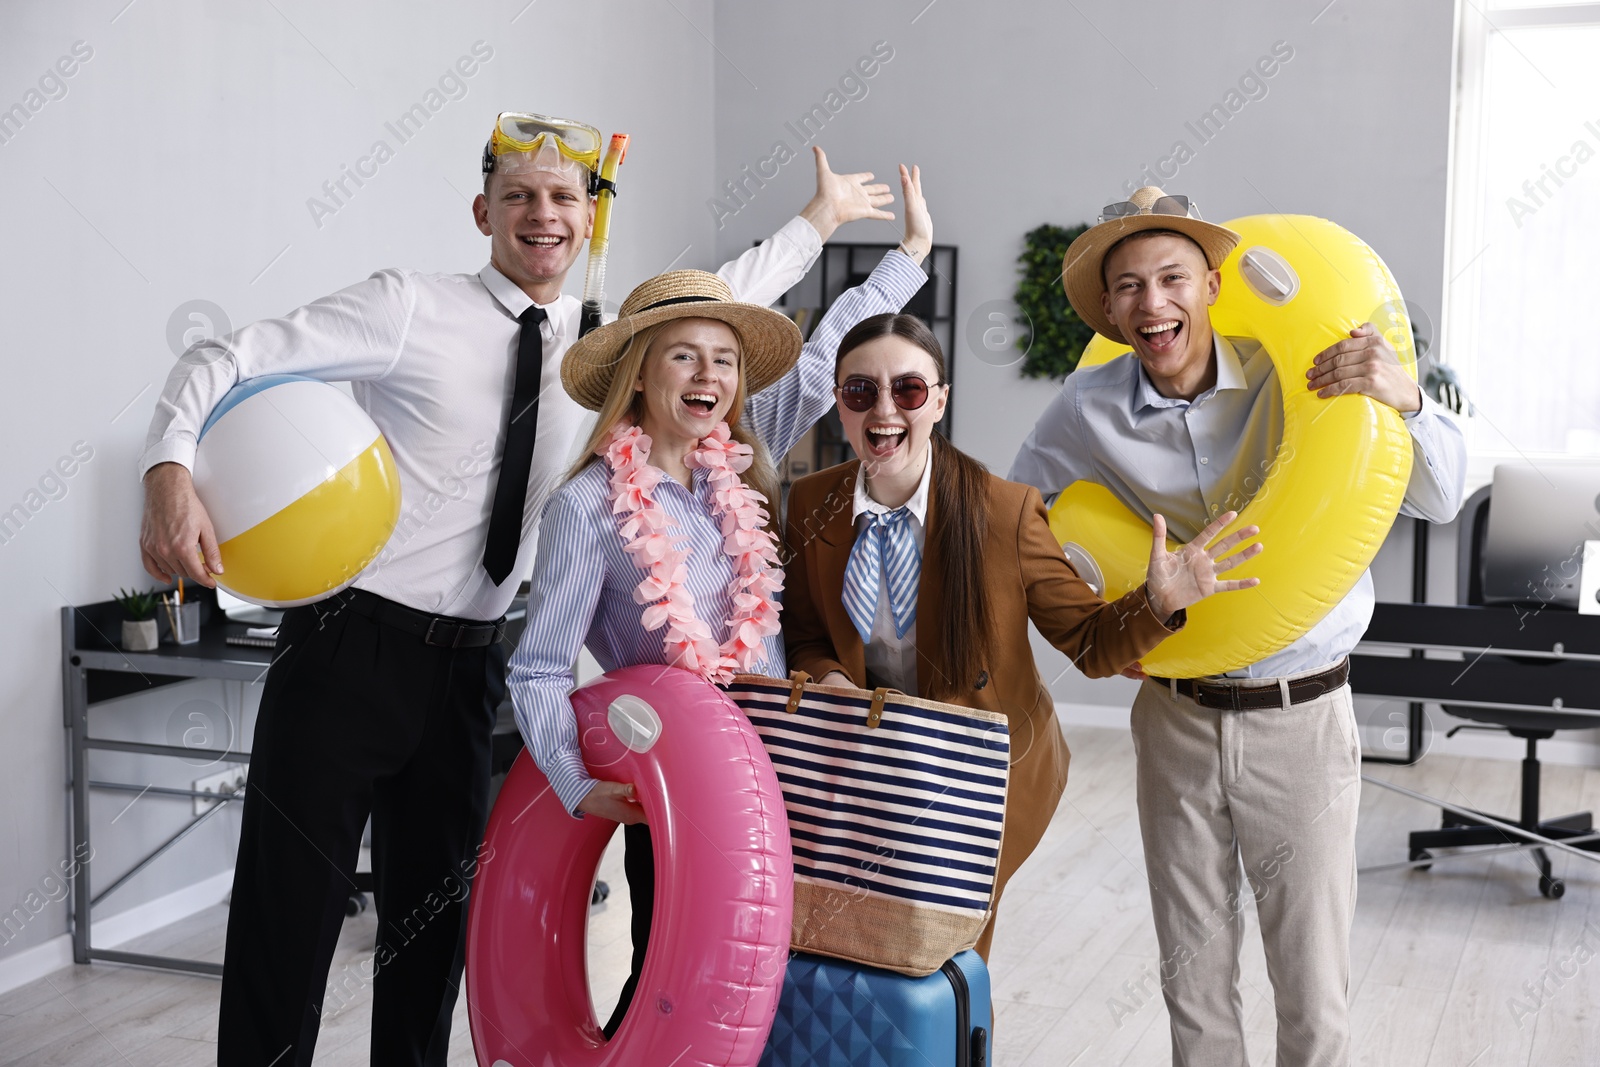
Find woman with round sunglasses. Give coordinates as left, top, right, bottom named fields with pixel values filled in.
left=782, top=313, right=1263, bottom=959
left=509, top=168, right=932, bottom=1036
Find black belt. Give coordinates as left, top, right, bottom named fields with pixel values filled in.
left=330, top=589, right=505, bottom=649
left=1151, top=659, right=1349, bottom=711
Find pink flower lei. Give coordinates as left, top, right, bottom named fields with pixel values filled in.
left=597, top=420, right=784, bottom=685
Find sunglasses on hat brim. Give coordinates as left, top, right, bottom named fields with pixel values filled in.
left=1098, top=195, right=1202, bottom=225
left=836, top=374, right=942, bottom=413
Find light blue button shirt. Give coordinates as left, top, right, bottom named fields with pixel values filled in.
left=510, top=249, right=929, bottom=812
left=1009, top=334, right=1467, bottom=679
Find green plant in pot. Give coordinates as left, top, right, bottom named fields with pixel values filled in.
left=115, top=587, right=160, bottom=652
left=1014, top=222, right=1097, bottom=379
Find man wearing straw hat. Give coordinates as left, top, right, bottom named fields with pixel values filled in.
left=137, top=107, right=906, bottom=1067
left=1010, top=187, right=1466, bottom=1066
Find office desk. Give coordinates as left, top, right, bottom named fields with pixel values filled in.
left=62, top=590, right=528, bottom=977
left=62, top=592, right=267, bottom=976
left=1351, top=602, right=1600, bottom=715
left=1351, top=602, right=1600, bottom=891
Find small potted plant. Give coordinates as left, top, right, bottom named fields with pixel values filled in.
left=115, top=587, right=160, bottom=651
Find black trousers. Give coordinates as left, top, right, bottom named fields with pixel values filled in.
left=218, top=594, right=498, bottom=1067
left=603, top=822, right=655, bottom=1038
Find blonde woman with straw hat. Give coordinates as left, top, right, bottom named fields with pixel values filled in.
left=508, top=164, right=933, bottom=1035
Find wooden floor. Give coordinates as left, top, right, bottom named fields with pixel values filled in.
left=5, top=724, right=1600, bottom=1066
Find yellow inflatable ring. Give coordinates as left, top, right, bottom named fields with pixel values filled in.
left=1046, top=214, right=1417, bottom=678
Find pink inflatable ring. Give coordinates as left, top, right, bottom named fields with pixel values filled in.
left=466, top=666, right=794, bottom=1067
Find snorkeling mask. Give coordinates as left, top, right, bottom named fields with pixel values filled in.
left=482, top=112, right=604, bottom=194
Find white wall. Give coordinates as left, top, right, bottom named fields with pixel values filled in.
left=0, top=0, right=724, bottom=968
left=710, top=0, right=1468, bottom=712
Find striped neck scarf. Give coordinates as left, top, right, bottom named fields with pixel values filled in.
left=842, top=506, right=921, bottom=642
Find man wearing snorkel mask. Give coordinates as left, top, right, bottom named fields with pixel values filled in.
left=137, top=110, right=900, bottom=1067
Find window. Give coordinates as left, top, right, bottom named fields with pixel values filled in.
left=1445, top=1, right=1600, bottom=458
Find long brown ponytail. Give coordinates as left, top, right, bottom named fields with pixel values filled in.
left=834, top=314, right=991, bottom=698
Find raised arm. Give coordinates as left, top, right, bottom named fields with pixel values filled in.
left=715, top=146, right=896, bottom=309
left=746, top=164, right=932, bottom=458
left=140, top=269, right=417, bottom=585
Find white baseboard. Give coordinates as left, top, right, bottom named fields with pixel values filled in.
left=0, top=936, right=74, bottom=997
left=0, top=868, right=233, bottom=996
left=1055, top=700, right=1135, bottom=732
left=90, top=868, right=234, bottom=951
left=1055, top=701, right=1600, bottom=769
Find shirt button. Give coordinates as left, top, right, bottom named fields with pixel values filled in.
left=1199, top=457, right=1209, bottom=465
left=1211, top=504, right=1220, bottom=515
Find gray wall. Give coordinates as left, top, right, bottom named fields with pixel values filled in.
left=0, top=0, right=723, bottom=964
left=710, top=0, right=1462, bottom=708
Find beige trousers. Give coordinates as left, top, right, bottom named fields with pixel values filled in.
left=1130, top=674, right=1360, bottom=1067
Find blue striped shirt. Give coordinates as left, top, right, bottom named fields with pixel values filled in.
left=510, top=249, right=928, bottom=814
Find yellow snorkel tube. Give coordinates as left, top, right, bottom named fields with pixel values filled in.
left=580, top=133, right=630, bottom=338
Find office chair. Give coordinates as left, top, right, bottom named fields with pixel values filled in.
left=1405, top=484, right=1600, bottom=898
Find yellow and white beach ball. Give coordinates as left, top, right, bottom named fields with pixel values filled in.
left=193, top=375, right=401, bottom=607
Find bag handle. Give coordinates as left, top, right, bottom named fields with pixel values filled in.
left=785, top=671, right=810, bottom=714
left=868, top=686, right=898, bottom=729
left=782, top=670, right=899, bottom=727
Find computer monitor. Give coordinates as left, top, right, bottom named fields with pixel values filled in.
left=214, top=586, right=284, bottom=625
left=1482, top=463, right=1600, bottom=610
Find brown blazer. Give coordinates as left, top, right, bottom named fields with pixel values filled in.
left=782, top=459, right=1180, bottom=955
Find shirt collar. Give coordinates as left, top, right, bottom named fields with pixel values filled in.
left=478, top=262, right=566, bottom=335
left=852, top=446, right=933, bottom=526
left=1133, top=333, right=1247, bottom=411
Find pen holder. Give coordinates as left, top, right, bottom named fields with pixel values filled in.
left=160, top=601, right=202, bottom=644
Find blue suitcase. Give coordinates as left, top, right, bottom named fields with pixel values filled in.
left=759, top=949, right=991, bottom=1067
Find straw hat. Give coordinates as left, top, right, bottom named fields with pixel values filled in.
left=1062, top=187, right=1241, bottom=344
left=561, top=270, right=803, bottom=411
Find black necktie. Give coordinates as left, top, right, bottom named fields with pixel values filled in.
left=482, top=304, right=548, bottom=585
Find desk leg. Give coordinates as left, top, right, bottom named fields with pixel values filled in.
left=1363, top=517, right=1432, bottom=767
left=1361, top=701, right=1427, bottom=766
left=64, top=660, right=91, bottom=965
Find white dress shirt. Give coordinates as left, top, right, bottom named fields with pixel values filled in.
left=140, top=216, right=822, bottom=620
left=853, top=445, right=933, bottom=696
left=1009, top=334, right=1468, bottom=678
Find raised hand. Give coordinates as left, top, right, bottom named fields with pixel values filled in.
left=898, top=163, right=931, bottom=264
left=1145, top=511, right=1262, bottom=619
left=798, top=146, right=895, bottom=243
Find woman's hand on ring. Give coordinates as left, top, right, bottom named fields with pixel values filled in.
left=577, top=781, right=646, bottom=825
left=1145, top=511, right=1262, bottom=617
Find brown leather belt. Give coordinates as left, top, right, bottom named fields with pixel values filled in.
left=1151, top=659, right=1350, bottom=711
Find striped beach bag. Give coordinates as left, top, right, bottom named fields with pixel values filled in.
left=726, top=673, right=1010, bottom=977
